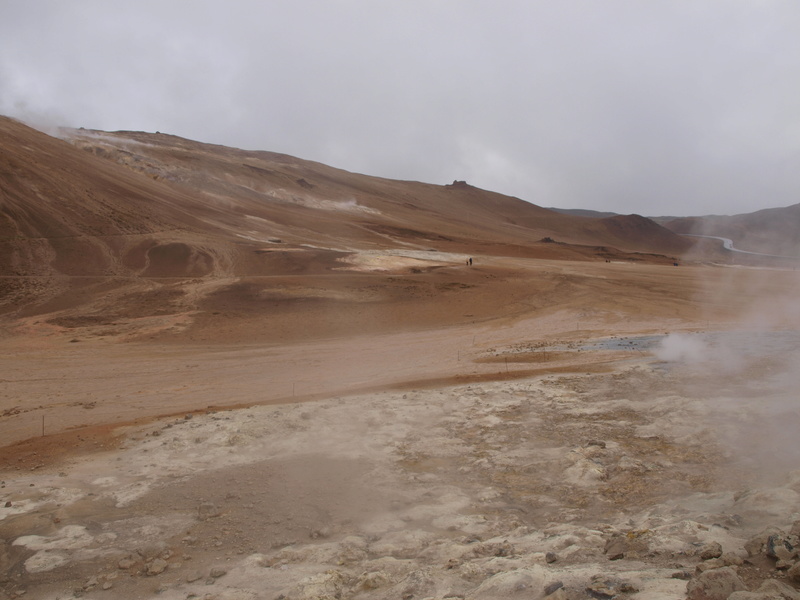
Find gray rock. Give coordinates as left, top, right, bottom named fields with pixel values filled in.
left=686, top=567, right=747, bottom=600
left=545, top=551, right=558, bottom=564
left=544, top=581, right=564, bottom=595
left=210, top=567, right=227, bottom=578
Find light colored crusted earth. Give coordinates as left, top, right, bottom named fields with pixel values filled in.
left=3, top=330, right=800, bottom=600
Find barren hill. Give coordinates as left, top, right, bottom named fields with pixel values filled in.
left=1, top=116, right=692, bottom=277
left=0, top=116, right=694, bottom=333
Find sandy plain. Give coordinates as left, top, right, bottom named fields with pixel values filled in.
left=3, top=252, right=800, bottom=600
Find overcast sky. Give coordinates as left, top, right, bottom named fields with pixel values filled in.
left=2, top=1, right=799, bottom=216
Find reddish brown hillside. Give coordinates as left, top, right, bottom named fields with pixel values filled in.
left=0, top=116, right=695, bottom=324
left=0, top=118, right=234, bottom=279
left=60, top=126, right=692, bottom=255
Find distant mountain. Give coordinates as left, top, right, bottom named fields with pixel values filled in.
left=663, top=205, right=800, bottom=257
left=546, top=207, right=619, bottom=219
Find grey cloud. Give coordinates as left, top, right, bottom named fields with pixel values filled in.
left=2, top=0, right=799, bottom=216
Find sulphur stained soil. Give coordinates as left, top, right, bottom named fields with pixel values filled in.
left=3, top=337, right=800, bottom=600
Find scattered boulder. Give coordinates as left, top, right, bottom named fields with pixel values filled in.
left=604, top=531, right=649, bottom=560
left=788, top=561, right=800, bottom=583
left=186, top=570, right=204, bottom=583
left=744, top=527, right=786, bottom=557
left=672, top=570, right=693, bottom=580
left=699, top=541, right=723, bottom=560
left=729, top=579, right=800, bottom=600
left=686, top=566, right=747, bottom=600
left=544, top=580, right=565, bottom=595
left=146, top=558, right=167, bottom=576
left=767, top=533, right=798, bottom=562
left=696, top=553, right=742, bottom=574
left=696, top=558, right=726, bottom=573
left=720, top=552, right=744, bottom=567
left=585, top=575, right=638, bottom=599
left=546, top=590, right=568, bottom=600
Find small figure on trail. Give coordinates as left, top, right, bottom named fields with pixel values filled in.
left=469, top=257, right=473, bottom=266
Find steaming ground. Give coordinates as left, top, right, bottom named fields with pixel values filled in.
left=4, top=334, right=800, bottom=599
left=4, top=255, right=800, bottom=599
